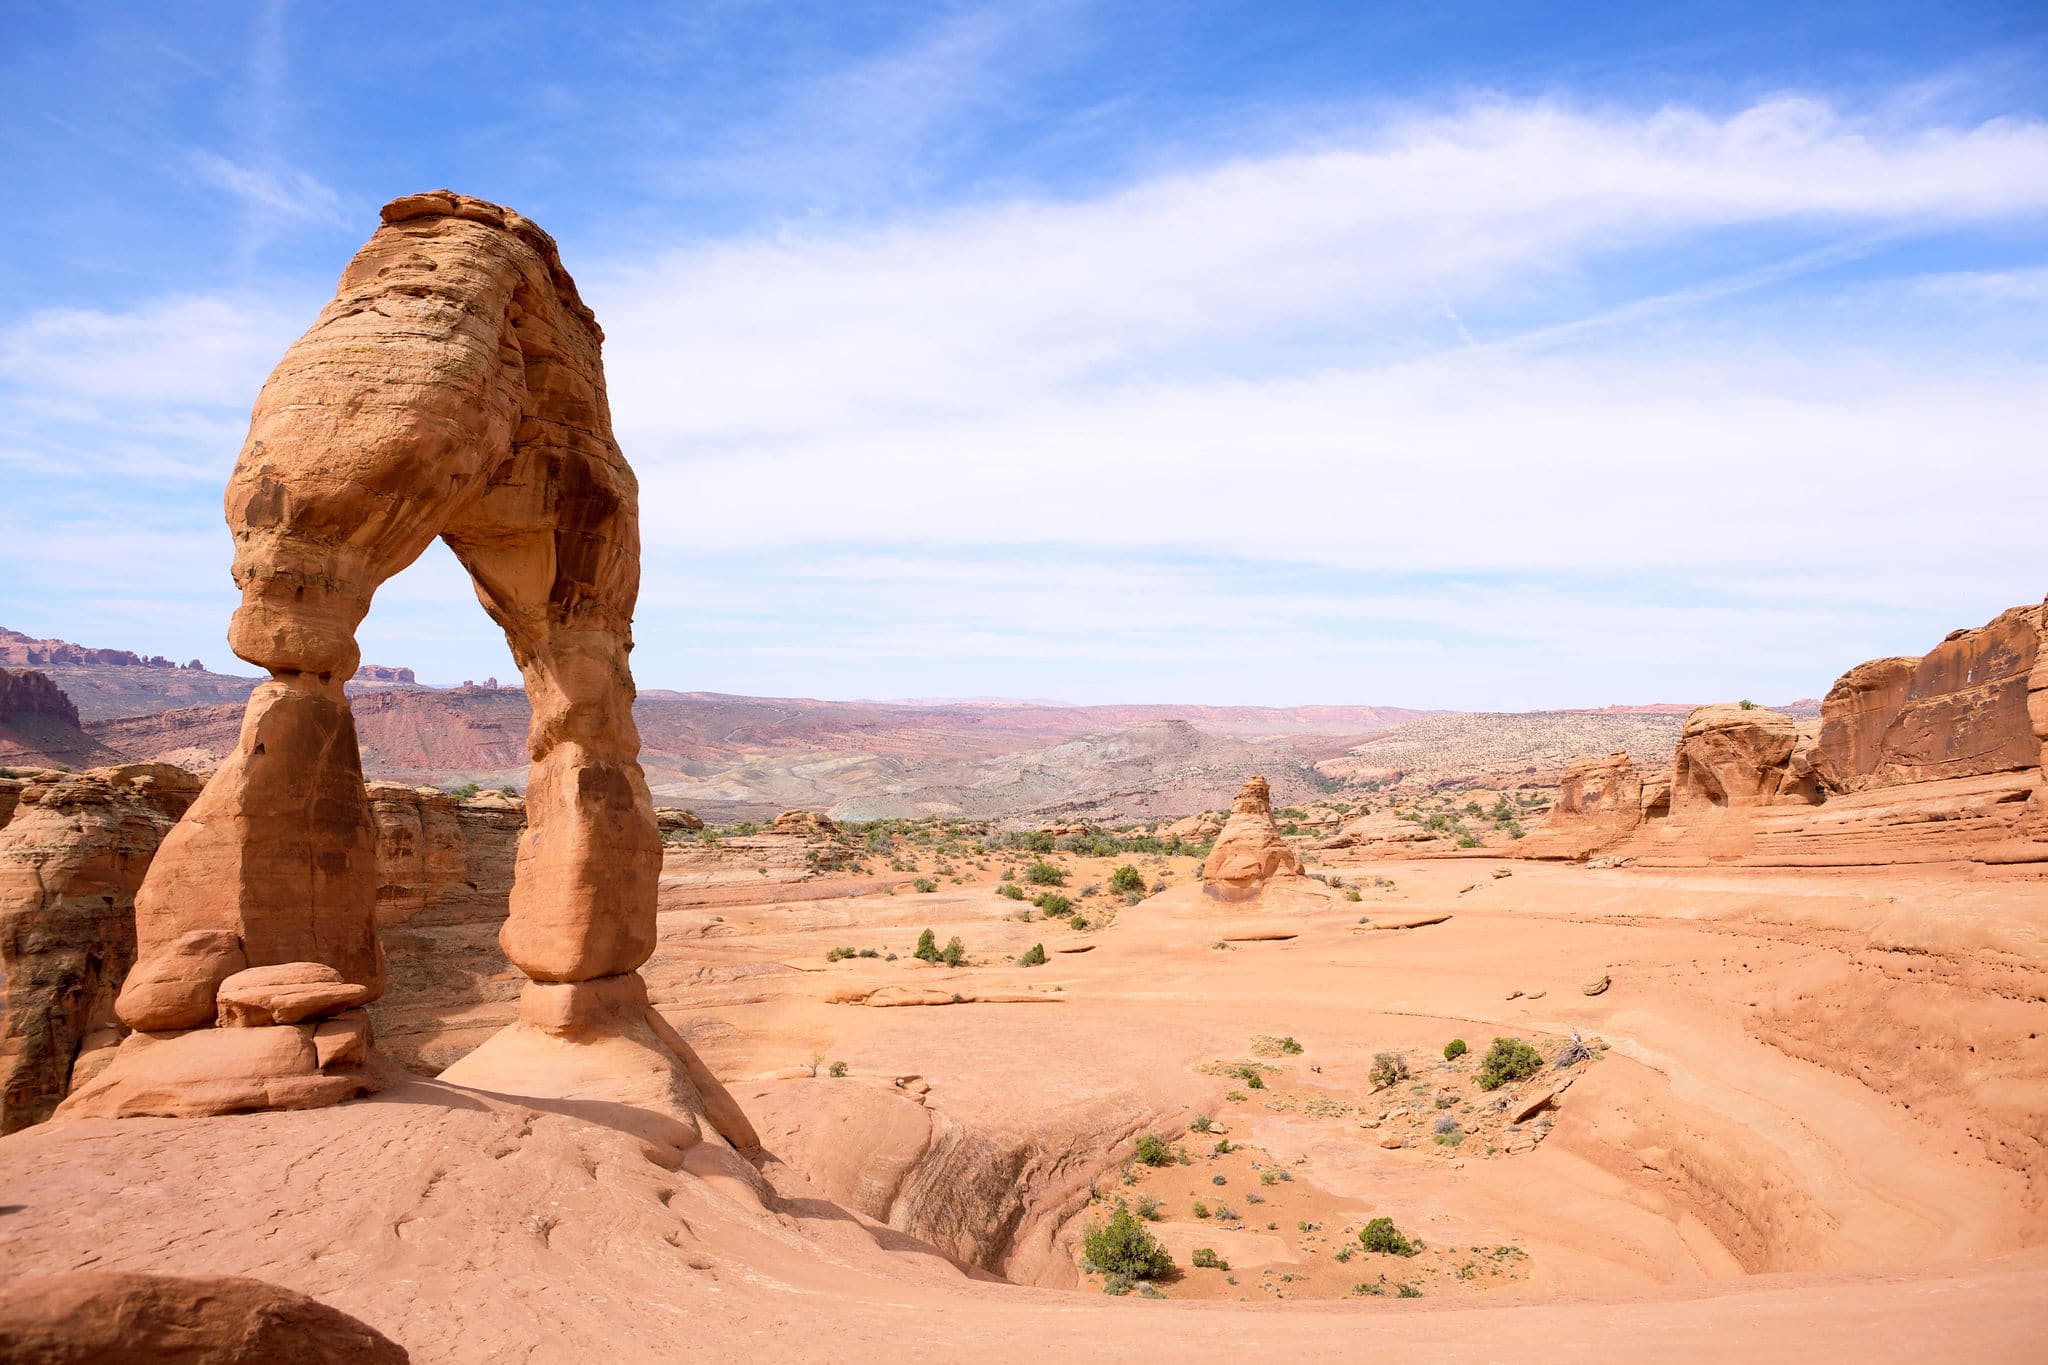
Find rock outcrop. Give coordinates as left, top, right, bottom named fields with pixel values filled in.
left=0, top=764, right=203, bottom=1131
left=56, top=192, right=705, bottom=1130
left=1671, top=704, right=1813, bottom=813
left=1559, top=600, right=2048, bottom=868
left=1201, top=776, right=1306, bottom=900
left=0, top=669, right=119, bottom=770
left=1518, top=750, right=1644, bottom=860
left=0, top=1271, right=408, bottom=1363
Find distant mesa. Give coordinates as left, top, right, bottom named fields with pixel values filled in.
left=352, top=664, right=417, bottom=684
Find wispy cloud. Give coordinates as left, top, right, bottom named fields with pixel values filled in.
left=186, top=150, right=345, bottom=225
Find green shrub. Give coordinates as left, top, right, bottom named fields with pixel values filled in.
left=1369, top=1052, right=1409, bottom=1088
left=1189, top=1114, right=1214, bottom=1133
left=1276, top=1035, right=1303, bottom=1055
left=999, top=883, right=1027, bottom=901
left=1109, top=865, right=1145, bottom=894
left=1360, top=1217, right=1418, bottom=1256
left=1444, top=1038, right=1469, bottom=1061
left=912, top=877, right=937, bottom=893
left=1019, top=942, right=1047, bottom=967
left=1025, top=861, right=1067, bottom=886
left=1035, top=892, right=1071, bottom=915
left=1476, top=1037, right=1544, bottom=1091
left=1083, top=1207, right=1174, bottom=1280
left=1397, top=1282, right=1422, bottom=1298
left=1134, top=1132, right=1173, bottom=1166
left=1068, top=913, right=1088, bottom=930
left=1190, top=1248, right=1227, bottom=1269
left=1135, top=1195, right=1162, bottom=1220
left=940, top=936, right=967, bottom=968
left=828, top=1060, right=848, bottom=1078
left=913, top=928, right=939, bottom=962
left=1192, top=1201, right=1210, bottom=1218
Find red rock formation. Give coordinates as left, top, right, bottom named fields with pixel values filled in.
left=1813, top=656, right=1920, bottom=793
left=353, top=664, right=418, bottom=684
left=0, top=764, right=203, bottom=1131
left=0, top=1271, right=408, bottom=1363
left=1518, top=751, right=1643, bottom=860
left=1670, top=704, right=1812, bottom=812
left=59, top=193, right=691, bottom=1125
left=1202, top=776, right=1306, bottom=900
left=0, top=668, right=81, bottom=728
left=1611, top=602, right=2048, bottom=868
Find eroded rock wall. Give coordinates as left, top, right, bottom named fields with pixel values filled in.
left=0, top=765, right=204, bottom=1131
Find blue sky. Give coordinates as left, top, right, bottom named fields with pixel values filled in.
left=2, top=1, right=2044, bottom=708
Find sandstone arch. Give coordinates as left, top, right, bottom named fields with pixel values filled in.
left=58, top=195, right=723, bottom=1147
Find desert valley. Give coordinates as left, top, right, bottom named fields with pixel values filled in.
left=5, top=6, right=2048, bottom=1360
left=0, top=190, right=2041, bottom=1362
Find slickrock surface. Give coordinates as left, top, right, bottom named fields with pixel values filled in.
left=0, top=764, right=203, bottom=1131
left=0, top=1270, right=410, bottom=1363
left=1, top=852, right=2043, bottom=1360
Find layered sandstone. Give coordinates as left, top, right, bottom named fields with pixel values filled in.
left=1201, top=776, right=1306, bottom=900
left=59, top=192, right=692, bottom=1124
left=1603, top=602, right=2048, bottom=867
left=1518, top=751, right=1644, bottom=860
left=0, top=764, right=204, bottom=1131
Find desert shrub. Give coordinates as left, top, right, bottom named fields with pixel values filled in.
left=940, top=936, right=967, bottom=968
left=1213, top=1204, right=1236, bottom=1219
left=1019, top=942, right=1047, bottom=967
left=999, top=883, right=1027, bottom=901
left=1019, top=830, right=1057, bottom=853
left=1456, top=834, right=1480, bottom=848
left=1192, top=1201, right=1210, bottom=1218
left=1554, top=1035, right=1595, bottom=1069
left=1109, top=865, right=1145, bottom=894
left=1738, top=698, right=1757, bottom=710
left=1476, top=1037, right=1544, bottom=1091
left=1025, top=861, right=1067, bottom=886
left=1211, top=1175, right=1227, bottom=1186
left=824, top=946, right=855, bottom=962
left=1444, top=1038, right=1469, bottom=1061
left=912, top=929, right=939, bottom=962
left=1068, top=914, right=1088, bottom=930
left=1134, top=1132, right=1173, bottom=1166
left=1084, top=1208, right=1174, bottom=1280
left=858, top=947, right=879, bottom=958
left=1190, top=1248, right=1228, bottom=1270
left=1035, top=892, right=1071, bottom=915
left=1189, top=1114, right=1214, bottom=1133
left=1369, top=1052, right=1410, bottom=1088
left=1433, top=1114, right=1459, bottom=1135
left=1101, top=1273, right=1133, bottom=1296
left=1277, top=1035, right=1303, bottom=1055
left=912, top=877, right=937, bottom=893
left=1214, top=1138, right=1233, bottom=1154
left=1360, top=1217, right=1418, bottom=1256
left=1135, top=1195, right=1162, bottom=1221
left=1346, top=889, right=1362, bottom=901
left=829, top=1061, right=848, bottom=1078
left=1397, top=1283, right=1422, bottom=1298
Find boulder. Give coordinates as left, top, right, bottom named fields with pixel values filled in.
left=1201, top=776, right=1305, bottom=900
left=113, top=929, right=247, bottom=1033
left=655, top=806, right=705, bottom=834
left=0, top=1270, right=407, bottom=1363
left=215, top=962, right=373, bottom=1027
left=1670, top=704, right=1808, bottom=813
left=771, top=809, right=837, bottom=836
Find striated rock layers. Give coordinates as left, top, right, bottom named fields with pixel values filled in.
left=1516, top=750, right=1645, bottom=860
left=1545, top=601, right=2048, bottom=867
left=0, top=765, right=204, bottom=1131
left=1202, top=776, right=1306, bottom=901
left=0, top=669, right=120, bottom=770
left=57, top=193, right=719, bottom=1140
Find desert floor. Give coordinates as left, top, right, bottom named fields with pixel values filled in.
left=4, top=848, right=2044, bottom=1361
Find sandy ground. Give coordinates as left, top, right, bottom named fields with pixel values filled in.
left=3, top=848, right=2044, bottom=1360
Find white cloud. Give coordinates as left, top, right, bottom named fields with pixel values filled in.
left=5, top=93, right=2044, bottom=703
